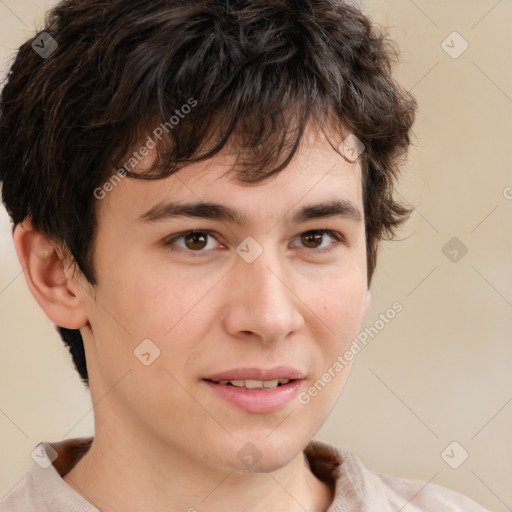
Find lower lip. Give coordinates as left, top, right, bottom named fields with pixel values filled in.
left=203, top=379, right=303, bottom=413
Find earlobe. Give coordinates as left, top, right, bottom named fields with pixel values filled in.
left=12, top=218, right=89, bottom=330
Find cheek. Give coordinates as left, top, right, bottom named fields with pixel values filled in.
left=307, top=270, right=366, bottom=339
left=297, top=278, right=364, bottom=417
left=94, top=259, right=187, bottom=339
left=91, top=265, right=220, bottom=378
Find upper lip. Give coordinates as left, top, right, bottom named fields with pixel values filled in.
left=204, top=366, right=306, bottom=382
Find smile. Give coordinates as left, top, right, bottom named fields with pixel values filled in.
left=203, top=377, right=304, bottom=414
left=211, top=378, right=292, bottom=389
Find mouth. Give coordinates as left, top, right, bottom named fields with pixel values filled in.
left=202, top=367, right=305, bottom=413
left=204, top=378, right=296, bottom=390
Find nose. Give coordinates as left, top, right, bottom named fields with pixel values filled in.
left=222, top=248, right=305, bottom=344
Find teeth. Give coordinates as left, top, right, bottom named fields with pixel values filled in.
left=215, top=378, right=291, bottom=389
left=245, top=379, right=263, bottom=389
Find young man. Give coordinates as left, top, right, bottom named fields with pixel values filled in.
left=0, top=0, right=488, bottom=510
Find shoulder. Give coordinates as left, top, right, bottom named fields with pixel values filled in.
left=0, top=485, right=26, bottom=512
left=0, top=438, right=96, bottom=512
left=305, top=440, right=489, bottom=512
left=366, top=469, right=489, bottom=511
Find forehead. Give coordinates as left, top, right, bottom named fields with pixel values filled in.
left=97, top=123, right=364, bottom=226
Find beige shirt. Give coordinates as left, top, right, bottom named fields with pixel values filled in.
left=0, top=437, right=488, bottom=511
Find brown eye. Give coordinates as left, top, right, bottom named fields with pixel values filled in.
left=184, top=231, right=208, bottom=250
left=165, top=230, right=220, bottom=255
left=292, top=229, right=345, bottom=253
left=301, top=231, right=325, bottom=249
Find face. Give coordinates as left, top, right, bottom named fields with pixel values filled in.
left=78, top=123, right=370, bottom=473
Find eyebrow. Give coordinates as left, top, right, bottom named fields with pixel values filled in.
left=136, top=198, right=362, bottom=225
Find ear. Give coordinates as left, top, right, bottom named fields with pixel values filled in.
left=12, top=218, right=89, bottom=329
left=362, top=289, right=372, bottom=315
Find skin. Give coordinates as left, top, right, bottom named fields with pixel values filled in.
left=13, top=122, right=372, bottom=512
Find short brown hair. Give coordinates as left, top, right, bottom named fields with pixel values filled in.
left=0, top=0, right=417, bottom=386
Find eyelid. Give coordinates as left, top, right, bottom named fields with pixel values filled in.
left=163, top=229, right=346, bottom=256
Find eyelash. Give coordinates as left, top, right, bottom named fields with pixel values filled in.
left=163, top=229, right=346, bottom=257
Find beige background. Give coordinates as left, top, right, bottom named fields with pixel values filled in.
left=1, top=0, right=511, bottom=510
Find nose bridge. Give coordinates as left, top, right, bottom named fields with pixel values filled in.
left=225, top=242, right=304, bottom=340
left=239, top=245, right=289, bottom=306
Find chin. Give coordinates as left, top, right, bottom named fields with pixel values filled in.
left=209, top=434, right=305, bottom=475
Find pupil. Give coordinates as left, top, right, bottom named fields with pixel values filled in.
left=186, top=232, right=207, bottom=250
left=302, top=232, right=322, bottom=248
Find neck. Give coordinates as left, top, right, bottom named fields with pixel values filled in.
left=63, top=428, right=334, bottom=512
